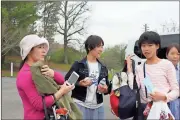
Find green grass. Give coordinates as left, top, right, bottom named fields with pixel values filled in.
left=1, top=70, right=18, bottom=77
left=2, top=56, right=71, bottom=77
left=48, top=62, right=71, bottom=71
left=1, top=63, right=71, bottom=77
left=108, top=72, right=113, bottom=81
left=2, top=56, right=119, bottom=78
left=5, top=56, right=21, bottom=63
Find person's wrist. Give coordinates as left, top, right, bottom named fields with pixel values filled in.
left=59, top=88, right=65, bottom=95
left=52, top=94, right=57, bottom=102
left=127, top=65, right=132, bottom=69
left=80, top=82, right=85, bottom=87
left=54, top=92, right=58, bottom=100
left=50, top=69, right=54, bottom=77
left=127, top=69, right=132, bottom=73
left=104, top=88, right=108, bottom=93
left=79, top=82, right=82, bottom=86
left=55, top=90, right=64, bottom=100
left=162, top=94, right=167, bottom=102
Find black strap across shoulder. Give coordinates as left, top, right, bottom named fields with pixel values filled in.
left=143, top=62, right=148, bottom=98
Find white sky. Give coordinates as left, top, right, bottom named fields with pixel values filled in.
left=55, top=1, right=179, bottom=48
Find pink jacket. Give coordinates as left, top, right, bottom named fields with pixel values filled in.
left=16, top=63, right=65, bottom=120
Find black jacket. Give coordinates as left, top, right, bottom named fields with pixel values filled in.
left=65, top=57, right=111, bottom=104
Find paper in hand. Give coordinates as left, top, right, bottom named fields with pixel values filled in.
left=143, top=74, right=154, bottom=93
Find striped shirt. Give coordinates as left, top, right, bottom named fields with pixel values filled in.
left=128, top=59, right=179, bottom=103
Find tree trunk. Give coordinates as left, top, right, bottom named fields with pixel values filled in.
left=1, top=54, right=6, bottom=65
left=63, top=40, right=68, bottom=64
left=63, top=1, right=68, bottom=64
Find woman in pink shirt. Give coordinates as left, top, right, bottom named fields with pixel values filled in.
left=126, top=31, right=179, bottom=120
left=16, top=34, right=74, bottom=120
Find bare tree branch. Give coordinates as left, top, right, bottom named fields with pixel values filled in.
left=67, top=2, right=88, bottom=31
left=57, top=21, right=64, bottom=31
left=67, top=27, right=83, bottom=37
left=68, top=2, right=88, bottom=19
left=1, top=23, right=24, bottom=54
left=44, top=3, right=54, bottom=28
left=57, top=30, right=64, bottom=35
left=67, top=2, right=82, bottom=17
left=160, top=20, right=179, bottom=33
left=55, top=1, right=90, bottom=64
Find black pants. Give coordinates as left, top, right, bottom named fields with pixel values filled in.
left=133, top=103, right=147, bottom=120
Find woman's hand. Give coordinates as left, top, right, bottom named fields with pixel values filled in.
left=79, top=77, right=92, bottom=87
left=41, top=65, right=54, bottom=78
left=98, top=84, right=108, bottom=93
left=54, top=82, right=74, bottom=100
left=126, top=54, right=134, bottom=73
left=150, top=91, right=167, bottom=102
left=59, top=82, right=74, bottom=95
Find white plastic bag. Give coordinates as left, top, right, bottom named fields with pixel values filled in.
left=147, top=101, right=175, bottom=120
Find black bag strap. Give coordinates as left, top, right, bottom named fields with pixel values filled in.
left=52, top=94, right=59, bottom=108
left=143, top=62, right=148, bottom=98
left=116, top=72, right=122, bottom=82
left=134, top=88, right=144, bottom=120
left=133, top=75, right=138, bottom=90
left=131, top=59, right=138, bottom=90
left=42, top=95, right=50, bottom=120
left=134, top=75, right=144, bottom=120
left=133, top=62, right=144, bottom=120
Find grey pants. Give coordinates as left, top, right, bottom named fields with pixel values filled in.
left=76, top=103, right=105, bottom=120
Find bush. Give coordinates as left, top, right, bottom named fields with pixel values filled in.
left=50, top=48, right=84, bottom=64
left=50, top=49, right=64, bottom=63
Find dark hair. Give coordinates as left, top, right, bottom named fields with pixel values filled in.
left=84, top=35, right=104, bottom=54
left=122, top=59, right=135, bottom=74
left=19, top=47, right=35, bottom=71
left=138, top=31, right=161, bottom=48
left=166, top=43, right=180, bottom=55
left=19, top=57, right=27, bottom=71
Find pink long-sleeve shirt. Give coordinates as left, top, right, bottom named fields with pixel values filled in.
left=16, top=63, right=65, bottom=120
left=128, top=59, right=179, bottom=103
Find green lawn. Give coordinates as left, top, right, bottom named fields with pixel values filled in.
left=1, top=70, right=18, bottom=77
left=2, top=56, right=117, bottom=79
left=2, top=56, right=72, bottom=77
left=1, top=63, right=71, bottom=77
left=48, top=62, right=71, bottom=71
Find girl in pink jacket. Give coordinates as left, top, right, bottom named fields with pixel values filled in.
left=16, top=34, right=74, bottom=120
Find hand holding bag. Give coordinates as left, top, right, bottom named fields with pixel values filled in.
left=147, top=101, right=175, bottom=120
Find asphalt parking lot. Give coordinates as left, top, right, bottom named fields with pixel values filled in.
left=2, top=77, right=118, bottom=119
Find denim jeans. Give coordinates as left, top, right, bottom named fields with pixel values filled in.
left=76, top=103, right=105, bottom=120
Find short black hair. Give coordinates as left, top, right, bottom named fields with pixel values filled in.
left=138, top=31, right=161, bottom=47
left=84, top=35, right=104, bottom=54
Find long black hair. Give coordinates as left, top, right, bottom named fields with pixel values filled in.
left=122, top=59, right=135, bottom=74
left=19, top=57, right=27, bottom=71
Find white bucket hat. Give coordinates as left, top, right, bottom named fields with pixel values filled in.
left=19, top=34, right=49, bottom=60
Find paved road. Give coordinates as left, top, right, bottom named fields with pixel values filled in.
left=2, top=77, right=118, bottom=119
